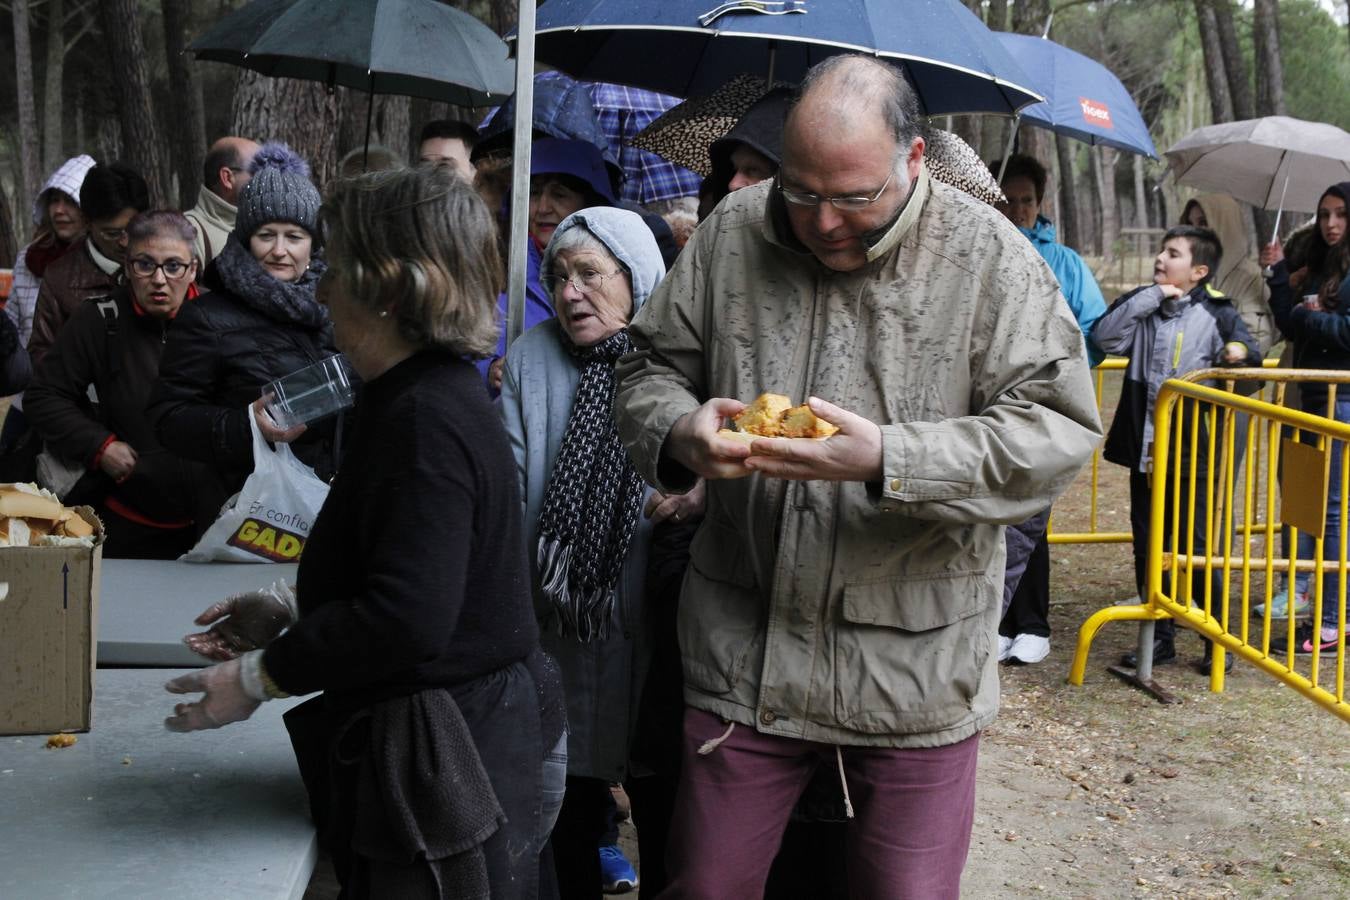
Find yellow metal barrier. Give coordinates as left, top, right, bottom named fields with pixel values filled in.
left=1048, top=358, right=1283, bottom=547
left=1068, top=368, right=1350, bottom=723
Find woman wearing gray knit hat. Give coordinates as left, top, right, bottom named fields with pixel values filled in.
left=149, top=143, right=345, bottom=494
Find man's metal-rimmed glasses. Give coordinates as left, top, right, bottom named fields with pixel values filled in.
left=775, top=171, right=894, bottom=211
left=128, top=257, right=192, bottom=280
left=542, top=269, right=624, bottom=296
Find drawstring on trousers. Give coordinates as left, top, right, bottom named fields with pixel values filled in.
left=835, top=745, right=855, bottom=819
left=697, top=720, right=737, bottom=755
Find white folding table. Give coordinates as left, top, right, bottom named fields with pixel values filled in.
left=0, top=668, right=316, bottom=899
left=98, top=560, right=298, bottom=667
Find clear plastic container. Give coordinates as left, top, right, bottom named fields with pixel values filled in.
left=261, top=355, right=354, bottom=429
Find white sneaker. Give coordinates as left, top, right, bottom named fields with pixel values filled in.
left=997, top=635, right=1014, bottom=662
left=1007, top=633, right=1050, bottom=665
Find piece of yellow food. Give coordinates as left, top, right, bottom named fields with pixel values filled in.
left=779, top=404, right=840, bottom=439
left=0, top=483, right=96, bottom=546
left=45, top=733, right=77, bottom=749
left=727, top=393, right=836, bottom=440
left=732, top=393, right=792, bottom=437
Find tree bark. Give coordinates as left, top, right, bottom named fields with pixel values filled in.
left=1132, top=152, right=1149, bottom=229
left=161, top=0, right=208, bottom=210
left=0, top=185, right=18, bottom=266
left=1253, top=0, right=1286, bottom=117
left=1194, top=0, right=1234, bottom=123
left=232, top=70, right=343, bottom=188
left=979, top=0, right=1011, bottom=163
left=1092, top=147, right=1120, bottom=263
left=1212, top=0, right=1254, bottom=120
left=1055, top=134, right=1081, bottom=251
left=11, top=0, right=41, bottom=222
left=42, top=0, right=65, bottom=176
left=97, top=0, right=170, bottom=205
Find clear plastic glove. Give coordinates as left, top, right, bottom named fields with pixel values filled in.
left=184, top=579, right=297, bottom=661
left=164, top=658, right=262, bottom=732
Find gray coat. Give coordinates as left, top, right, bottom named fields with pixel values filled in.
left=500, top=207, right=666, bottom=781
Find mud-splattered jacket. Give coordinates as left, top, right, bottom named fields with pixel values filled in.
left=614, top=165, right=1102, bottom=748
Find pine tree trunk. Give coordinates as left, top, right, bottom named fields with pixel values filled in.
left=1093, top=147, right=1119, bottom=263
left=1194, top=0, right=1235, bottom=123
left=979, top=0, right=1011, bottom=163
left=1212, top=0, right=1254, bottom=120
left=162, top=0, right=208, bottom=210
left=0, top=185, right=18, bottom=266
left=42, top=0, right=65, bottom=176
left=1132, top=153, right=1149, bottom=229
left=1253, top=0, right=1286, bottom=116
left=98, top=0, right=170, bottom=205
left=232, top=71, right=343, bottom=188
left=1055, top=134, right=1081, bottom=251
left=11, top=0, right=41, bottom=220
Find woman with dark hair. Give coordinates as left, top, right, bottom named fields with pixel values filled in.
left=28, top=162, right=150, bottom=368
left=149, top=143, right=344, bottom=488
left=25, top=211, right=217, bottom=558
left=168, top=166, right=564, bottom=899
left=1262, top=182, right=1350, bottom=655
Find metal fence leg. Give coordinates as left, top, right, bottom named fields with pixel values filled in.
left=1107, top=619, right=1180, bottom=704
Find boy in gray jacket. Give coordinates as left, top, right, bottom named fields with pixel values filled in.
left=1092, top=225, right=1260, bottom=671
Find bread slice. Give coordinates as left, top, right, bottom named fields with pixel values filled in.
left=55, top=510, right=95, bottom=538
left=0, top=487, right=63, bottom=521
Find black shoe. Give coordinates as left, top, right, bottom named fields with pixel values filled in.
left=1120, top=638, right=1177, bottom=668
left=1198, top=648, right=1235, bottom=675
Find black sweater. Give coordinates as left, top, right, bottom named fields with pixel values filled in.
left=264, top=351, right=548, bottom=708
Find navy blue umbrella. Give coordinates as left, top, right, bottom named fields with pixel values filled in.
left=518, top=0, right=1043, bottom=117
left=995, top=32, right=1156, bottom=158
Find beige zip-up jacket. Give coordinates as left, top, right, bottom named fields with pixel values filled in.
left=184, top=186, right=237, bottom=265
left=614, top=166, right=1102, bottom=748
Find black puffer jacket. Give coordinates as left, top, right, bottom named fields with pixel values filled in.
left=25, top=289, right=222, bottom=525
left=148, top=238, right=342, bottom=490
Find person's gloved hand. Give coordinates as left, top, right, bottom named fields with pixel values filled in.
left=184, top=579, right=297, bottom=661
left=164, top=658, right=262, bottom=732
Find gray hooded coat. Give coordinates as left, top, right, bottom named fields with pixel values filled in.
left=500, top=207, right=667, bottom=781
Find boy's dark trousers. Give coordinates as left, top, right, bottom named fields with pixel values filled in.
left=1129, top=467, right=1228, bottom=644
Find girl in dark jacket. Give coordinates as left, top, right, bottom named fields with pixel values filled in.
left=1262, top=181, right=1350, bottom=654
left=25, top=210, right=220, bottom=558
left=148, top=143, right=343, bottom=491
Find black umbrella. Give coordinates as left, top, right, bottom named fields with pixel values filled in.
left=189, top=0, right=516, bottom=165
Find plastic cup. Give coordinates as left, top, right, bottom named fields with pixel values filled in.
left=261, top=355, right=354, bottom=429
left=1303, top=294, right=1321, bottom=309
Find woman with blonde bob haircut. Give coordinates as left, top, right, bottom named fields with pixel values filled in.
left=169, top=166, right=564, bottom=899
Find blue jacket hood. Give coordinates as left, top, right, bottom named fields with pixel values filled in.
left=541, top=208, right=666, bottom=315
left=1019, top=214, right=1058, bottom=247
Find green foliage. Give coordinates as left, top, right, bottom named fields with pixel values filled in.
left=1278, top=0, right=1350, bottom=131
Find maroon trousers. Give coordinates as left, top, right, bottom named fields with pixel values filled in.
left=660, top=708, right=979, bottom=899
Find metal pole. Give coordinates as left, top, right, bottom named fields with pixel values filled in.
left=996, top=115, right=1021, bottom=185
left=506, top=1, right=536, bottom=348
left=362, top=72, right=374, bottom=171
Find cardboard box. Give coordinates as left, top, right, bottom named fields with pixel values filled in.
left=0, top=508, right=104, bottom=735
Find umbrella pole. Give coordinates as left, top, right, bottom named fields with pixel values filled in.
left=363, top=74, right=375, bottom=172
left=996, top=115, right=1021, bottom=185
left=506, top=0, right=537, bottom=349
left=1270, top=169, right=1291, bottom=244
left=766, top=41, right=776, bottom=86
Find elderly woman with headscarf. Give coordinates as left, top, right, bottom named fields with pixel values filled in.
left=501, top=207, right=701, bottom=898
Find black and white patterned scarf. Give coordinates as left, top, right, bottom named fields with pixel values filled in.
left=536, top=328, right=645, bottom=642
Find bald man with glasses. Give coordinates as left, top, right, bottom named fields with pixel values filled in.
left=614, top=54, right=1102, bottom=898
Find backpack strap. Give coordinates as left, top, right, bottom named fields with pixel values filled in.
left=93, top=295, right=122, bottom=381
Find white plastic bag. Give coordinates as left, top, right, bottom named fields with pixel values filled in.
left=181, top=409, right=330, bottom=563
